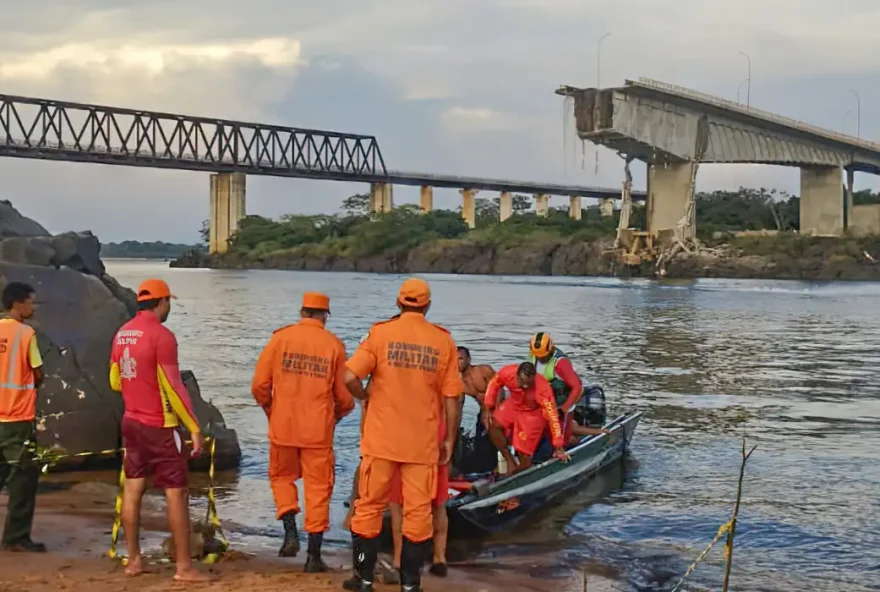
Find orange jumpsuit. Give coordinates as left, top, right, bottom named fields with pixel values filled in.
left=485, top=365, right=565, bottom=457
left=347, top=312, right=462, bottom=543
left=251, top=318, right=355, bottom=533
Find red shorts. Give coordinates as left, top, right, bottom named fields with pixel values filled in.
left=493, top=400, right=548, bottom=457
left=121, top=417, right=189, bottom=489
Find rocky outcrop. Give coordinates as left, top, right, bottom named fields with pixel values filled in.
left=0, top=203, right=240, bottom=471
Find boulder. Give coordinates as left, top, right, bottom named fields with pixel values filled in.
left=0, top=205, right=240, bottom=471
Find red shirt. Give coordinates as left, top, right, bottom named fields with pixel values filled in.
left=109, top=311, right=200, bottom=434
left=550, top=357, right=583, bottom=411
left=484, top=365, right=565, bottom=448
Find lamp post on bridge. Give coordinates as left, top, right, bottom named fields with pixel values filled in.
left=737, top=78, right=749, bottom=104
left=594, top=32, right=612, bottom=175
left=842, top=109, right=853, bottom=134
left=849, top=89, right=861, bottom=139
left=739, top=51, right=751, bottom=108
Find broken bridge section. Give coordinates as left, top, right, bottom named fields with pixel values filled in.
left=557, top=78, right=880, bottom=238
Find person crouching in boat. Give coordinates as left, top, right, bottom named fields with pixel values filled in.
left=483, top=362, right=569, bottom=475
left=529, top=332, right=609, bottom=444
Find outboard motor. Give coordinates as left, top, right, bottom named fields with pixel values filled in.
left=575, top=385, right=607, bottom=428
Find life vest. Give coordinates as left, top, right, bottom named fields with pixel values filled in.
left=529, top=347, right=571, bottom=407
left=0, top=320, right=38, bottom=422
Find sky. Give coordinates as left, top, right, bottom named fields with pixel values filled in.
left=2, top=0, right=880, bottom=243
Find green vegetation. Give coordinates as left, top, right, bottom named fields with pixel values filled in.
left=215, top=187, right=880, bottom=261
left=102, top=240, right=202, bottom=259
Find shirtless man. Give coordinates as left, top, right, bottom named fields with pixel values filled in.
left=458, top=347, right=495, bottom=421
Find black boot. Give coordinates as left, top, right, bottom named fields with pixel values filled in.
left=344, top=534, right=377, bottom=591
left=278, top=511, right=300, bottom=557
left=304, top=532, right=329, bottom=573
left=400, top=537, right=431, bottom=592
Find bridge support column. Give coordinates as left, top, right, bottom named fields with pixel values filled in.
left=845, top=168, right=854, bottom=231
left=499, top=192, right=513, bottom=222
left=569, top=196, right=582, bottom=220
left=535, top=194, right=549, bottom=217
left=370, top=182, right=393, bottom=216
left=647, top=163, right=694, bottom=239
left=460, top=189, right=477, bottom=229
left=600, top=198, right=614, bottom=217
left=800, top=166, right=843, bottom=236
left=419, top=185, right=433, bottom=213
left=208, top=172, right=246, bottom=254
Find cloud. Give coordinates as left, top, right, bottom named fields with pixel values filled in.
left=0, top=0, right=879, bottom=242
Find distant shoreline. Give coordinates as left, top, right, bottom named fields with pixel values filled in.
left=169, top=234, right=880, bottom=282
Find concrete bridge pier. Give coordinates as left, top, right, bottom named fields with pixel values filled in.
left=419, top=185, right=433, bottom=213
left=646, top=162, right=695, bottom=240
left=460, top=189, right=477, bottom=228
left=800, top=166, right=843, bottom=236
left=370, top=182, right=394, bottom=215
left=569, top=196, right=582, bottom=220
left=500, top=191, right=513, bottom=222
left=535, top=194, right=549, bottom=217
left=208, top=172, right=246, bottom=254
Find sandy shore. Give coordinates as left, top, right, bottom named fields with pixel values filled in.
left=0, top=478, right=619, bottom=592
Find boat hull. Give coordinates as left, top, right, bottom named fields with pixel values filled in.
left=446, top=411, right=641, bottom=537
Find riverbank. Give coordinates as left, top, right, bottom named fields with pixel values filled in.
left=171, top=233, right=880, bottom=281
left=2, top=476, right=617, bottom=592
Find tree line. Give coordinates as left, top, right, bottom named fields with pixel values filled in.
left=209, top=187, right=880, bottom=258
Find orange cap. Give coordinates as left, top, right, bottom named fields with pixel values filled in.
left=302, top=291, right=330, bottom=311
left=397, top=278, right=431, bottom=307
left=136, top=279, right=175, bottom=302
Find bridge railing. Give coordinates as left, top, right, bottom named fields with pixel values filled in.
left=632, top=78, right=880, bottom=153
left=0, top=94, right=388, bottom=178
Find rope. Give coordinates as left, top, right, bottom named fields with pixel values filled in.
left=669, top=519, right=733, bottom=592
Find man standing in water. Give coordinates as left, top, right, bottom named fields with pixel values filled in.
left=109, top=279, right=212, bottom=582
left=344, top=278, right=462, bottom=592
left=251, top=292, right=354, bottom=571
left=0, top=282, right=45, bottom=552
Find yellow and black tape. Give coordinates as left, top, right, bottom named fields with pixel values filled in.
left=669, top=519, right=734, bottom=592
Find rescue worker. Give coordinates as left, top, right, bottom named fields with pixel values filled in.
left=529, top=332, right=606, bottom=441
left=484, top=362, right=568, bottom=475
left=251, top=291, right=355, bottom=571
left=387, top=403, right=450, bottom=579
left=0, top=282, right=45, bottom=553
left=343, top=278, right=463, bottom=592
left=109, top=279, right=212, bottom=582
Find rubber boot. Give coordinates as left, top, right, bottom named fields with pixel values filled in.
left=278, top=511, right=300, bottom=557
left=304, top=532, right=329, bottom=573
left=400, top=537, right=431, bottom=592
left=343, top=534, right=378, bottom=592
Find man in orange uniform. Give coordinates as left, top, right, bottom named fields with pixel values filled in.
left=109, top=279, right=212, bottom=583
left=344, top=278, right=462, bottom=592
left=251, top=292, right=354, bottom=572
left=484, top=362, right=568, bottom=475
left=387, top=408, right=449, bottom=579
left=0, top=282, right=45, bottom=553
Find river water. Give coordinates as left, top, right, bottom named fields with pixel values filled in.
left=103, top=260, right=880, bottom=592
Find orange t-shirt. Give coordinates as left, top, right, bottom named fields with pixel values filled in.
left=251, top=318, right=355, bottom=448
left=346, top=312, right=462, bottom=465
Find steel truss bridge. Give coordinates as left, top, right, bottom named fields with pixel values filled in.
left=0, top=93, right=640, bottom=200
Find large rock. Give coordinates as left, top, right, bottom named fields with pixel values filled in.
left=0, top=206, right=240, bottom=471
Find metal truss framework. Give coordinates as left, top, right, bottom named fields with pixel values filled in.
left=0, top=94, right=387, bottom=180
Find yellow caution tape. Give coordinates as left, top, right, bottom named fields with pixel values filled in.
left=669, top=519, right=734, bottom=592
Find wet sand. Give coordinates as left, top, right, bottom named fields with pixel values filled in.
left=0, top=481, right=618, bottom=592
